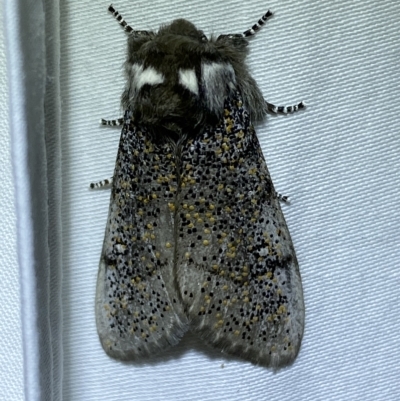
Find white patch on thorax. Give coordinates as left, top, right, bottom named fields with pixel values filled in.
left=178, top=68, right=199, bottom=95
left=201, top=62, right=236, bottom=113
left=131, top=64, right=164, bottom=91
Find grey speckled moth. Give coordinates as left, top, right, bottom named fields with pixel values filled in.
left=91, top=5, right=305, bottom=368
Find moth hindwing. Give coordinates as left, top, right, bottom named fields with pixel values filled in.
left=93, top=5, right=305, bottom=368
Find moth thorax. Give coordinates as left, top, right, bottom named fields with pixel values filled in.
left=128, top=61, right=237, bottom=133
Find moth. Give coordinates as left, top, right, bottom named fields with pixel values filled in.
left=92, top=5, right=305, bottom=368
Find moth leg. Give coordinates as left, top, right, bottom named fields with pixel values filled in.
left=90, top=177, right=113, bottom=189
left=266, top=100, right=306, bottom=114
left=276, top=192, right=290, bottom=204
left=100, top=118, right=124, bottom=126
left=242, top=10, right=273, bottom=37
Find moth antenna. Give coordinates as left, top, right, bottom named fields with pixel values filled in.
left=242, top=10, right=273, bottom=37
left=108, top=4, right=134, bottom=33
left=266, top=100, right=306, bottom=114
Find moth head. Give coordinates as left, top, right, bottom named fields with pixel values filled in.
left=122, top=18, right=265, bottom=132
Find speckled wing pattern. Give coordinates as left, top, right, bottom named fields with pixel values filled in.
left=96, top=94, right=304, bottom=366
left=176, top=93, right=304, bottom=366
left=96, top=111, right=188, bottom=359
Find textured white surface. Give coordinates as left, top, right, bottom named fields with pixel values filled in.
left=58, top=0, right=399, bottom=400
left=0, top=1, right=24, bottom=400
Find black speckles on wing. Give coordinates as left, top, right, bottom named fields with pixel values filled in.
left=176, top=94, right=304, bottom=367
left=96, top=112, right=188, bottom=360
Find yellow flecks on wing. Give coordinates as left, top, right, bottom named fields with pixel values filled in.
left=144, top=140, right=154, bottom=153
left=277, top=305, right=287, bottom=315
left=214, top=320, right=224, bottom=328
left=120, top=181, right=130, bottom=189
